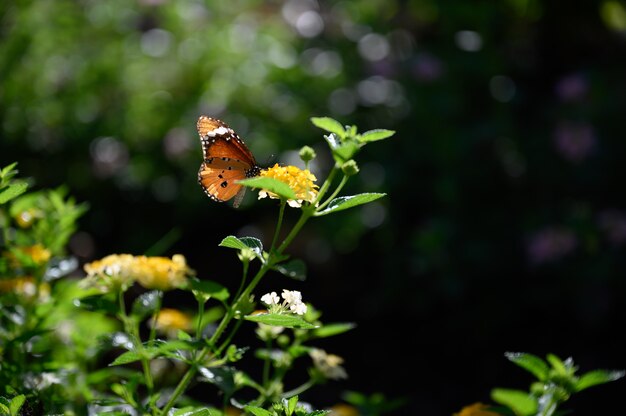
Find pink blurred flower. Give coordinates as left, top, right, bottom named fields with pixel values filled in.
left=527, top=227, right=577, bottom=265
left=554, top=121, right=596, bottom=163
left=411, top=53, right=444, bottom=82
left=555, top=73, right=588, bottom=102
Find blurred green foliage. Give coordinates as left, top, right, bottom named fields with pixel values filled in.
left=2, top=0, right=626, bottom=414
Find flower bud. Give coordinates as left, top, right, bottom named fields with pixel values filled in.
left=299, top=145, right=316, bottom=162
left=341, top=160, right=359, bottom=176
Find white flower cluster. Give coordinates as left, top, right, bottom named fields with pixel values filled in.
left=260, top=289, right=308, bottom=315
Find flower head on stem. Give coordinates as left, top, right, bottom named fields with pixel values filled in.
left=259, top=164, right=319, bottom=208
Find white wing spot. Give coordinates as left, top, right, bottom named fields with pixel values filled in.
left=207, top=126, right=230, bottom=137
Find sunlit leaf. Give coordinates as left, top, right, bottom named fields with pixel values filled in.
left=0, top=182, right=28, bottom=204
left=505, top=352, right=549, bottom=381
left=359, top=129, right=395, bottom=143
left=286, top=395, right=299, bottom=416
left=491, top=388, right=537, bottom=416
left=9, top=395, right=25, bottom=416
left=238, top=177, right=297, bottom=200
left=331, top=141, right=360, bottom=163
left=189, top=277, right=230, bottom=302
left=546, top=353, right=568, bottom=375
left=244, top=313, right=317, bottom=329
left=311, top=117, right=345, bottom=137
left=316, top=193, right=386, bottom=216
left=244, top=406, right=273, bottom=416
left=109, top=350, right=142, bottom=366
left=575, top=369, right=625, bottom=392
left=219, top=236, right=264, bottom=260
left=312, top=323, right=356, bottom=339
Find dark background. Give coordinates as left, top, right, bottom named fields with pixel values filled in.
left=2, top=0, right=626, bottom=414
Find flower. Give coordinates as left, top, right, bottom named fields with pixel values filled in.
left=14, top=208, right=43, bottom=228
left=255, top=322, right=285, bottom=340
left=309, top=348, right=348, bottom=380
left=328, top=404, right=360, bottom=416
left=259, top=164, right=319, bottom=207
left=527, top=227, right=576, bottom=265
left=82, top=254, right=136, bottom=292
left=133, top=254, right=191, bottom=291
left=281, top=289, right=302, bottom=305
left=0, top=275, right=51, bottom=300
left=261, top=291, right=280, bottom=306
left=453, top=402, right=501, bottom=416
left=5, top=244, right=52, bottom=270
left=151, top=308, right=192, bottom=338
left=81, top=254, right=192, bottom=292
left=282, top=289, right=307, bottom=315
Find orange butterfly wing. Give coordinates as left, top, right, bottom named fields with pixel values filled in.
left=196, top=116, right=261, bottom=204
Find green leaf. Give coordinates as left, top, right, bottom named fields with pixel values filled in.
left=131, top=290, right=161, bottom=320
left=491, top=388, right=537, bottom=416
left=177, top=330, right=192, bottom=341
left=0, top=182, right=28, bottom=204
left=331, top=141, right=360, bottom=163
left=1, top=162, right=18, bottom=178
left=9, top=394, right=25, bottom=416
left=316, top=193, right=386, bottom=216
left=273, top=259, right=306, bottom=281
left=219, top=236, right=263, bottom=258
left=172, top=409, right=216, bottom=416
left=312, top=323, right=356, bottom=339
left=238, top=177, right=297, bottom=200
left=286, top=395, right=299, bottom=416
left=359, top=129, right=395, bottom=143
left=0, top=397, right=10, bottom=414
left=575, top=369, right=625, bottom=392
left=546, top=353, right=568, bottom=375
left=310, top=117, right=345, bottom=137
left=244, top=406, right=274, bottom=416
left=244, top=313, right=318, bottom=329
left=189, top=277, right=230, bottom=302
left=505, top=352, right=549, bottom=381
left=109, top=350, right=143, bottom=366
left=198, top=367, right=237, bottom=395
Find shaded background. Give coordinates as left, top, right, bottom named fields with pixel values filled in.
left=2, top=0, right=626, bottom=414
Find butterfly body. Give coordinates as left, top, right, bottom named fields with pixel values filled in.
left=197, top=116, right=261, bottom=207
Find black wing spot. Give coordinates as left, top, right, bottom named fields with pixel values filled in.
left=220, top=181, right=228, bottom=188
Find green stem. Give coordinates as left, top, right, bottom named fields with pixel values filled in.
left=277, top=209, right=313, bottom=254
left=316, top=173, right=349, bottom=211
left=196, top=296, right=206, bottom=341
left=117, top=290, right=154, bottom=404
left=281, top=378, right=316, bottom=399
left=262, top=338, right=272, bottom=387
left=313, top=165, right=339, bottom=205
left=148, top=291, right=163, bottom=344
left=216, top=317, right=243, bottom=356
left=270, top=200, right=287, bottom=252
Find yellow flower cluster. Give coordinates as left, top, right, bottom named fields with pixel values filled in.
left=0, top=276, right=51, bottom=300
left=4, top=244, right=51, bottom=269
left=259, top=164, right=319, bottom=207
left=309, top=348, right=348, bottom=380
left=82, top=254, right=191, bottom=292
left=453, top=403, right=501, bottom=416
left=151, top=308, right=192, bottom=338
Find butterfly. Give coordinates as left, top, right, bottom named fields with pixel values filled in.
left=197, top=116, right=262, bottom=208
